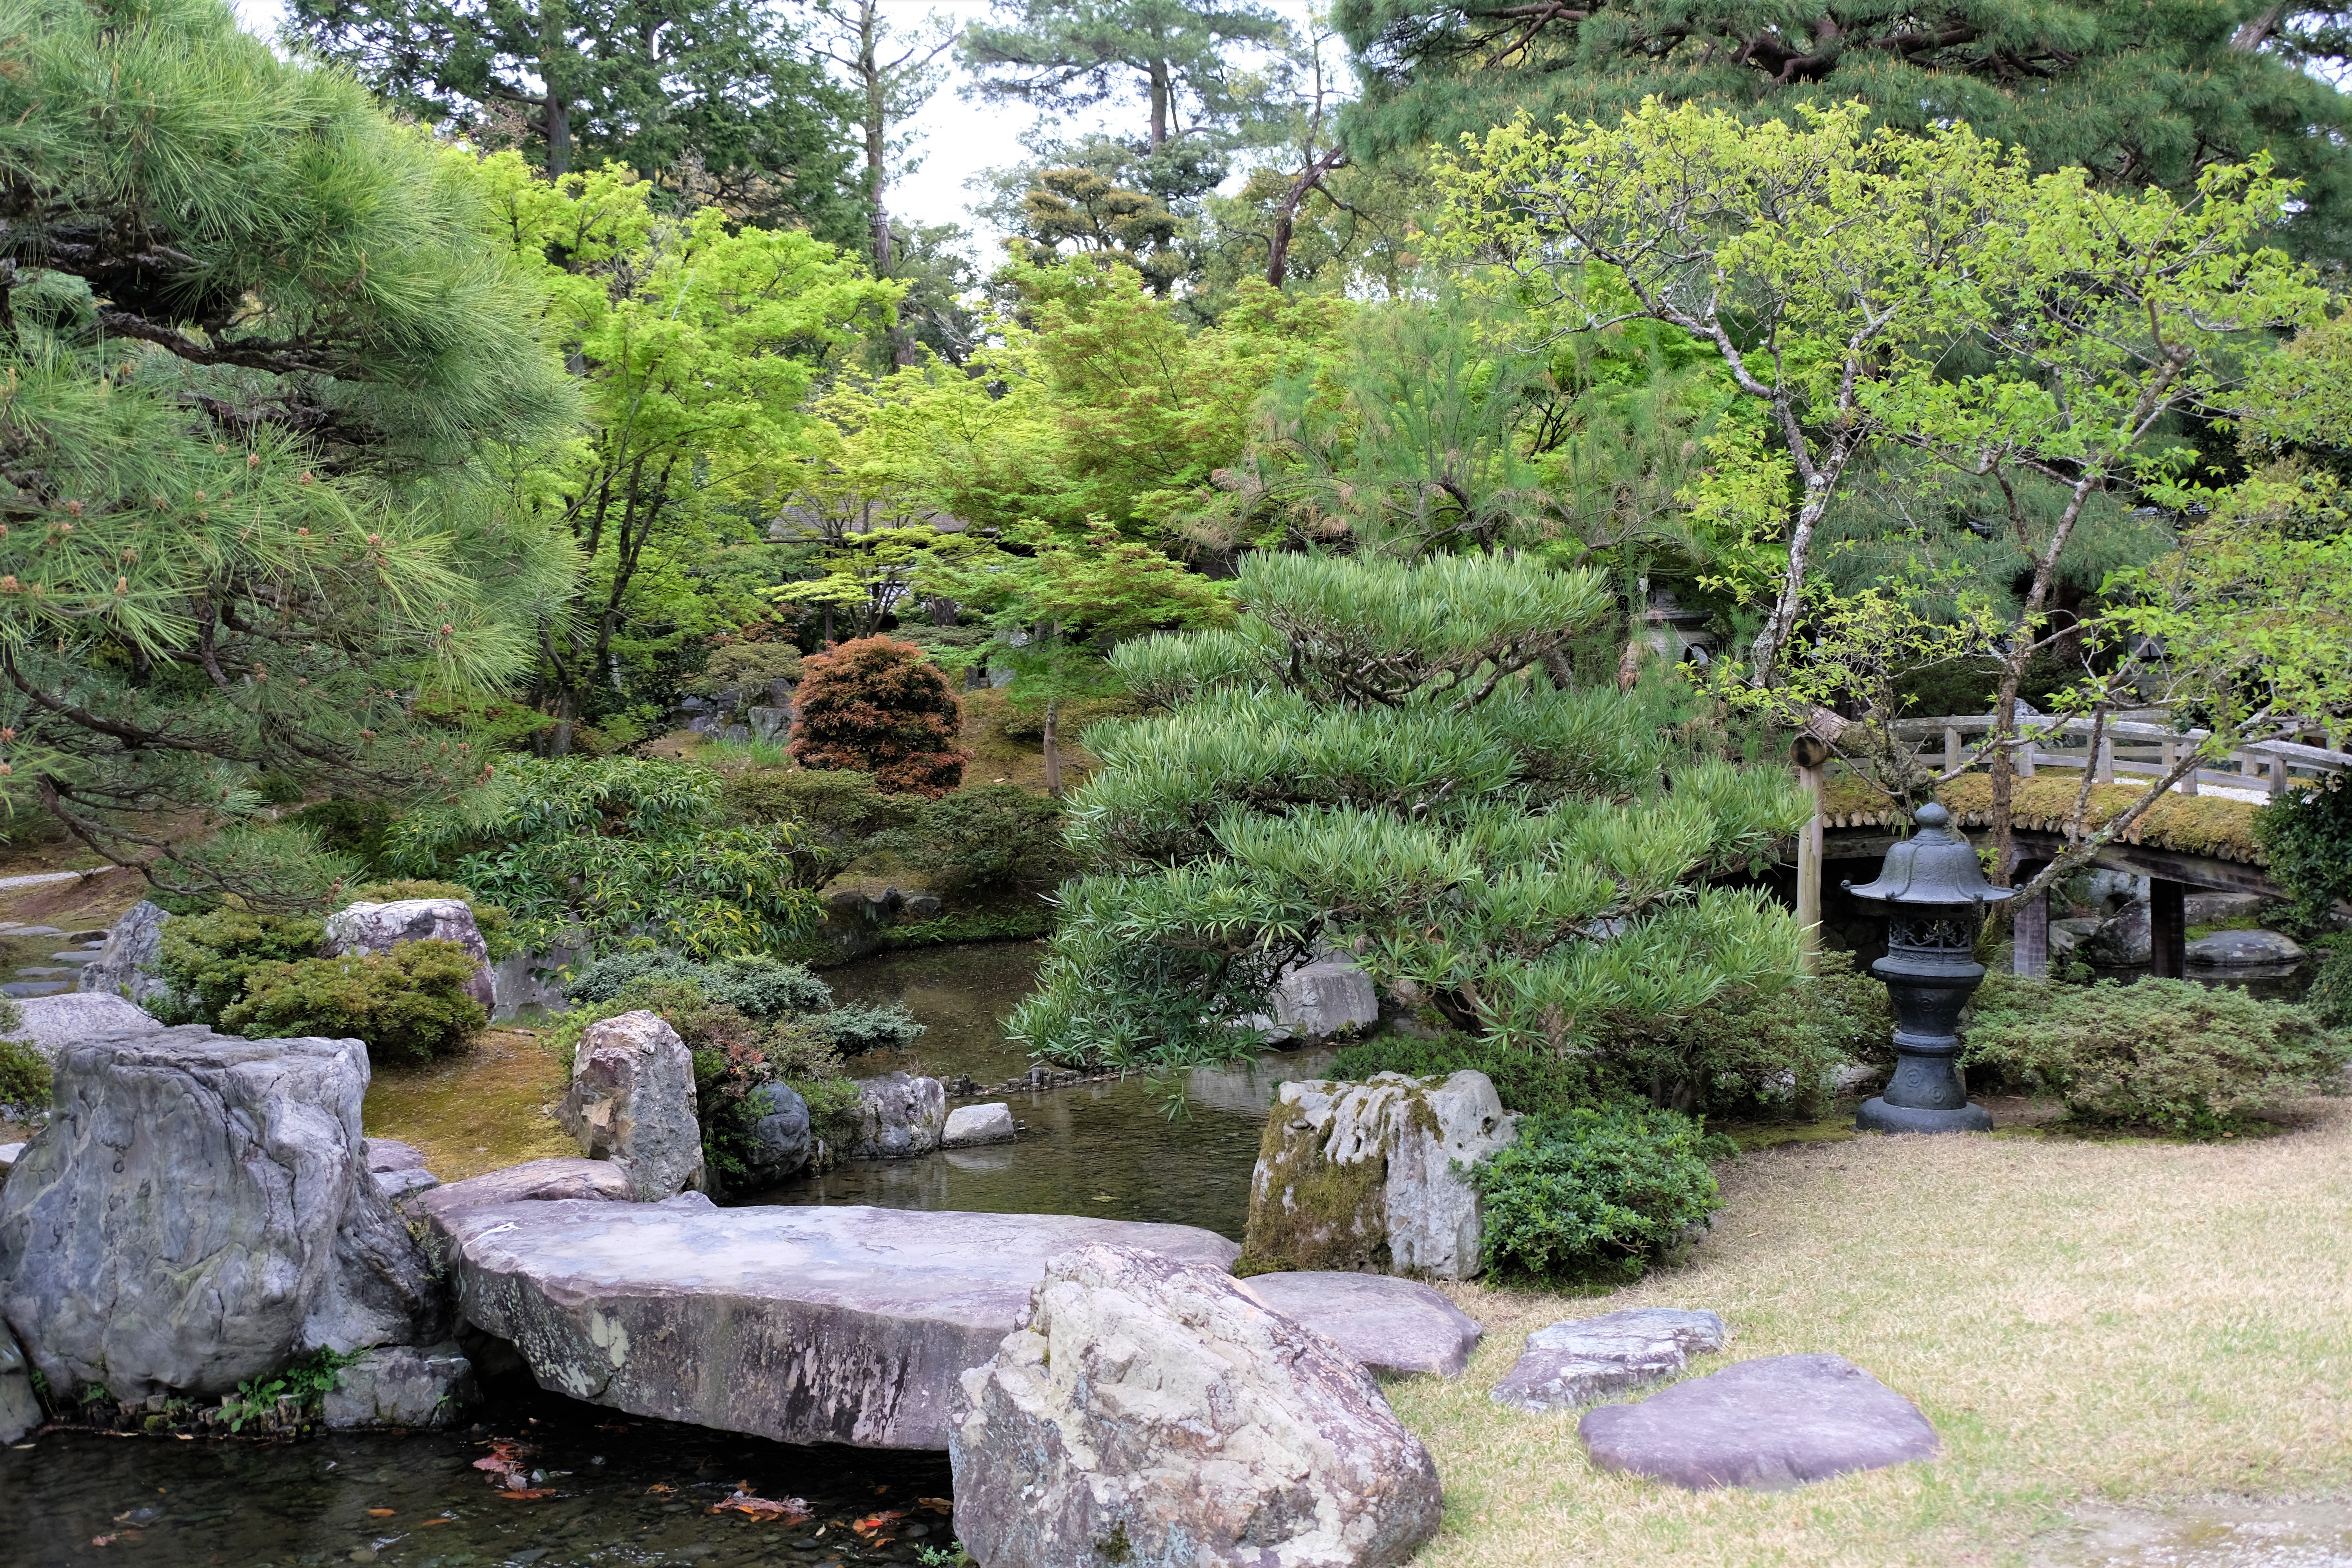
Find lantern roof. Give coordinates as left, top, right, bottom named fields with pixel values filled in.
left=1843, top=804, right=2016, bottom=907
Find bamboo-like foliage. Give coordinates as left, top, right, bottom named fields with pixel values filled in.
left=0, top=0, right=580, bottom=899
left=1009, top=549, right=1810, bottom=1102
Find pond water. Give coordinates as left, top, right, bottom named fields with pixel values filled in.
left=746, top=941, right=1338, bottom=1240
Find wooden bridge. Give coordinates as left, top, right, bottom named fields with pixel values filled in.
left=1798, top=713, right=2352, bottom=976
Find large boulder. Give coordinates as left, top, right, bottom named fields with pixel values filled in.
left=2082, top=902, right=2152, bottom=966
left=1489, top=1307, right=1728, bottom=1413
left=1271, top=960, right=1381, bottom=1041
left=1241, top=1270, right=1484, bottom=1377
left=321, top=1341, right=477, bottom=1430
left=0, top=1027, right=442, bottom=1401
left=950, top=1244, right=1443, bottom=1568
left=942, top=1102, right=1015, bottom=1149
left=74, top=900, right=172, bottom=1009
left=1579, top=1352, right=1939, bottom=1491
left=1241, top=1071, right=1517, bottom=1280
left=2187, top=929, right=2305, bottom=967
left=323, top=898, right=495, bottom=1011
left=557, top=1010, right=705, bottom=1200
left=848, top=1071, right=946, bottom=1159
left=438, top=1200, right=1239, bottom=1449
left=0, top=1322, right=38, bottom=1442
left=487, top=944, right=580, bottom=1021
left=1, top=992, right=163, bottom=1062
left=741, top=1082, right=813, bottom=1186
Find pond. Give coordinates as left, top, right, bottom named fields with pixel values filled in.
left=742, top=941, right=1338, bottom=1240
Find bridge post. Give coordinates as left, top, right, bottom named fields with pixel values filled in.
left=1944, top=725, right=1961, bottom=773
left=2150, top=879, right=2188, bottom=978
left=1791, top=737, right=1829, bottom=973
left=2012, top=861, right=2049, bottom=977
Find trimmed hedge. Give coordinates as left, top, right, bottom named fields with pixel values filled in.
left=219, top=940, right=488, bottom=1065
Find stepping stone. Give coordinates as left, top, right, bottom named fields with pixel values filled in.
left=1490, top=1307, right=1727, bottom=1412
left=1, top=927, right=63, bottom=939
left=941, top=1102, right=1015, bottom=1148
left=2186, top=929, right=2304, bottom=967
left=1579, top=1353, right=1938, bottom=1491
left=46, top=952, right=98, bottom=966
left=11, top=968, right=72, bottom=979
left=1241, top=1270, right=1485, bottom=1376
left=435, top=1199, right=1240, bottom=1449
left=1, top=982, right=71, bottom=998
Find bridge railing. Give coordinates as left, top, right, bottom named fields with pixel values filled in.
left=1883, top=711, right=2352, bottom=800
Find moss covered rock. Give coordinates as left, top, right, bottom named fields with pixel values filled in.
left=1239, top=1071, right=1517, bottom=1281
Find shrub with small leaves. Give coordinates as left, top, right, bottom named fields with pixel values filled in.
left=891, top=784, right=1069, bottom=891
left=788, top=637, right=970, bottom=797
left=220, top=940, right=488, bottom=1065
left=2309, top=940, right=2352, bottom=1031
left=0, top=1017, right=49, bottom=1113
left=2252, top=780, right=2352, bottom=938
left=567, top=950, right=835, bottom=1019
left=1963, top=974, right=2350, bottom=1137
left=1469, top=1103, right=1723, bottom=1283
left=157, top=909, right=327, bottom=1023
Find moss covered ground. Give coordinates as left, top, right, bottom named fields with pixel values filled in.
left=1396, top=1096, right=2352, bottom=1568
left=360, top=1026, right=576, bottom=1181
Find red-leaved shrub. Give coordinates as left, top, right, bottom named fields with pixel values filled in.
left=786, top=637, right=970, bottom=797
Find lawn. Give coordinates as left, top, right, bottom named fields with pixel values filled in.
left=1398, top=1100, right=2352, bottom=1567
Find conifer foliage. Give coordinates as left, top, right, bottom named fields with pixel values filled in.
left=1008, top=551, right=1812, bottom=1099
left=0, top=0, right=576, bottom=900
left=787, top=637, right=971, bottom=797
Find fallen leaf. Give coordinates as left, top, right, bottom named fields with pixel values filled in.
left=366, top=1509, right=396, bottom=1518
left=418, top=1519, right=452, bottom=1529
left=918, top=1497, right=955, bottom=1515
left=644, top=1482, right=675, bottom=1495
left=499, top=1488, right=556, bottom=1501
left=92, top=1536, right=118, bottom=1548
left=711, top=1490, right=812, bottom=1523
left=852, top=1509, right=908, bottom=1539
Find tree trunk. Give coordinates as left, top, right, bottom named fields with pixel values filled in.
left=860, top=0, right=890, bottom=270
left=1266, top=149, right=1343, bottom=290
left=1042, top=697, right=1062, bottom=796
left=1147, top=58, right=1168, bottom=149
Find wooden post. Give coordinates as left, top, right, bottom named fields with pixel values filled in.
left=1791, top=736, right=1829, bottom=974
left=2013, top=860, right=2049, bottom=977
left=2095, top=733, right=2114, bottom=785
left=2150, top=879, right=2187, bottom=979
left=2016, top=735, right=2036, bottom=779
left=2264, top=749, right=2286, bottom=800
left=1944, top=724, right=1962, bottom=773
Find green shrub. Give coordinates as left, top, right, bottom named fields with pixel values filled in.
left=567, top=950, right=836, bottom=1019
left=2252, top=779, right=2352, bottom=938
left=157, top=909, right=328, bottom=1023
left=219, top=940, right=488, bottom=1065
left=890, top=784, right=1069, bottom=891
left=1469, top=1104, right=1723, bottom=1283
left=718, top=768, right=922, bottom=890
left=0, top=1016, right=49, bottom=1111
left=288, top=798, right=397, bottom=867
left=2309, top=941, right=2352, bottom=1030
left=1962, top=975, right=2350, bottom=1137
left=685, top=640, right=805, bottom=699
left=1327, top=1033, right=1613, bottom=1119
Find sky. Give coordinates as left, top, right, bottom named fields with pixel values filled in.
left=226, top=0, right=1332, bottom=258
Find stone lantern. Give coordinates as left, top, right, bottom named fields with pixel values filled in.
left=1842, top=803, right=2013, bottom=1134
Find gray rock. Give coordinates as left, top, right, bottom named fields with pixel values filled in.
left=374, top=1167, right=440, bottom=1203
left=488, top=946, right=579, bottom=1021
left=848, top=1071, right=946, bottom=1159
left=365, top=1137, right=428, bottom=1173
left=1490, top=1308, right=1728, bottom=1413
left=323, top=898, right=495, bottom=1011
left=74, top=901, right=172, bottom=1008
left=941, top=1102, right=1015, bottom=1149
left=0, top=992, right=164, bottom=1062
left=1270, top=960, right=1381, bottom=1040
left=0, top=1142, right=21, bottom=1178
left=2187, top=929, right=2304, bottom=967
left=440, top=1200, right=1239, bottom=1450
left=951, top=1244, right=1442, bottom=1568
left=407, top=1156, right=635, bottom=1225
left=900, top=892, right=944, bottom=922
left=2046, top=916, right=2105, bottom=958
left=742, top=1081, right=812, bottom=1185
left=746, top=705, right=793, bottom=744
left=0, top=1027, right=441, bottom=1401
left=2083, top=903, right=2152, bottom=965
left=1579, top=1352, right=1939, bottom=1491
left=1243, top=1071, right=1517, bottom=1280
left=2183, top=891, right=2266, bottom=925
left=557, top=1010, right=705, bottom=1200
left=321, top=1341, right=477, bottom=1430
left=0, top=1321, right=38, bottom=1443
left=1241, top=1270, right=1484, bottom=1377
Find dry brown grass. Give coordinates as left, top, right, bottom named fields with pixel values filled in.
left=360, top=1026, right=576, bottom=1181
left=1396, top=1102, right=2352, bottom=1567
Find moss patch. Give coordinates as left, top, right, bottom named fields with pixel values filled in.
left=361, top=1026, right=577, bottom=1181
left=1236, top=1100, right=1390, bottom=1275
left=1820, top=773, right=2270, bottom=864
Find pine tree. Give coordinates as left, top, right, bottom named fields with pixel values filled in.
left=962, top=0, right=1285, bottom=151
left=0, top=0, right=578, bottom=900
left=1338, top=0, right=2352, bottom=259
left=286, top=0, right=861, bottom=239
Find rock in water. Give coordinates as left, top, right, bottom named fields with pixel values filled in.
left=557, top=1010, right=705, bottom=1200
left=1240, top=1271, right=1484, bottom=1377
left=0, top=1322, right=39, bottom=1443
left=1241, top=1071, right=1516, bottom=1280
left=951, top=1244, right=1442, bottom=1568
left=2187, top=929, right=2305, bottom=967
left=74, top=900, right=172, bottom=1008
left=1489, top=1308, right=1728, bottom=1413
left=323, top=898, right=496, bottom=1011
left=742, top=1081, right=813, bottom=1184
left=1579, top=1353, right=1938, bottom=1491
left=437, top=1202, right=1238, bottom=1449
left=0, top=1028, right=441, bottom=1401
left=1, top=992, right=163, bottom=1061
left=941, top=1102, right=1015, bottom=1149
left=848, top=1071, right=946, bottom=1159
left=321, top=1341, right=477, bottom=1429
